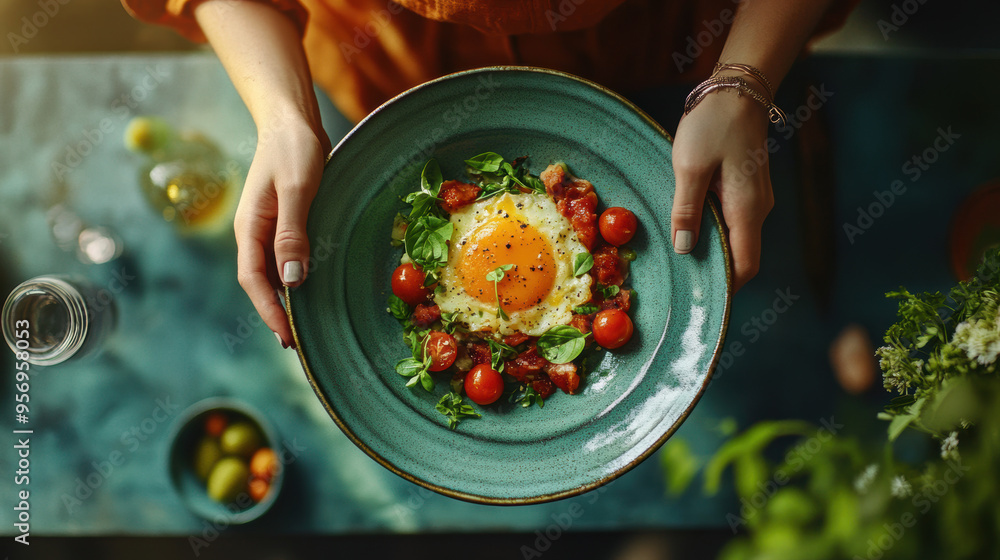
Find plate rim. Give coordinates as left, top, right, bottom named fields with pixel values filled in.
left=286, top=65, right=733, bottom=505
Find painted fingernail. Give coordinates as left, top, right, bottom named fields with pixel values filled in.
left=283, top=261, right=303, bottom=285
left=274, top=331, right=288, bottom=349
left=674, top=230, right=694, bottom=254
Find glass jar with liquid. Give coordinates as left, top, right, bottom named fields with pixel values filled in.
left=2, top=276, right=116, bottom=366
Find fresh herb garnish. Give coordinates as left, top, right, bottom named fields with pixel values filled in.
left=387, top=295, right=411, bottom=322
left=573, top=304, right=600, bottom=315
left=440, top=311, right=461, bottom=334
left=404, top=215, right=453, bottom=272
left=486, top=264, right=514, bottom=320
left=487, top=338, right=519, bottom=372
left=537, top=325, right=588, bottom=364
left=511, top=385, right=545, bottom=409
left=573, top=252, right=593, bottom=277
left=421, top=159, right=443, bottom=195
left=464, top=152, right=504, bottom=173
left=395, top=334, right=435, bottom=392
left=599, top=284, right=621, bottom=299
left=436, top=391, right=482, bottom=429
left=466, top=153, right=547, bottom=200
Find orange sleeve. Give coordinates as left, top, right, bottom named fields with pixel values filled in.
left=120, top=0, right=309, bottom=42
left=397, top=0, right=628, bottom=35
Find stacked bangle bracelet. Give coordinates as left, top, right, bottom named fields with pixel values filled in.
left=683, top=63, right=787, bottom=127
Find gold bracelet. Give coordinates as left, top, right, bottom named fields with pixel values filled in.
left=713, top=62, right=775, bottom=100
left=684, top=76, right=788, bottom=126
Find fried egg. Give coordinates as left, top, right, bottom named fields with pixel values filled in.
left=435, top=192, right=592, bottom=336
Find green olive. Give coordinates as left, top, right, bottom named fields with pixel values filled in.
left=219, top=422, right=263, bottom=458
left=193, top=436, right=222, bottom=481
left=206, top=457, right=249, bottom=504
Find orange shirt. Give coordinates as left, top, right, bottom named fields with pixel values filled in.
left=123, top=0, right=854, bottom=123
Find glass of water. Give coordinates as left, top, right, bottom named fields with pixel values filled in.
left=2, top=276, right=116, bottom=366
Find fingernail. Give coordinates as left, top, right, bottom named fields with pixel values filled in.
left=283, top=261, right=303, bottom=285
left=674, top=230, right=694, bottom=254
left=274, top=331, right=288, bottom=349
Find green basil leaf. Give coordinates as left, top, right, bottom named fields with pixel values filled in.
left=524, top=175, right=546, bottom=194
left=600, top=284, right=621, bottom=299
left=620, top=247, right=637, bottom=262
left=388, top=295, right=411, bottom=321
left=406, top=192, right=440, bottom=219
left=537, top=325, right=587, bottom=364
left=419, top=370, right=435, bottom=392
left=421, top=159, right=443, bottom=196
left=464, top=152, right=505, bottom=173
left=573, top=304, right=599, bottom=315
left=395, top=357, right=424, bottom=377
left=404, top=216, right=453, bottom=270
left=406, top=376, right=420, bottom=388
left=573, top=253, right=593, bottom=277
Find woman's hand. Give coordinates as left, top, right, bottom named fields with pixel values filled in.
left=670, top=90, right=774, bottom=292
left=234, top=118, right=329, bottom=349
left=195, top=0, right=330, bottom=348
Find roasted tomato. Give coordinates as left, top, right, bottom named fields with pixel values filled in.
left=464, top=364, right=504, bottom=405
left=592, top=244, right=626, bottom=287
left=503, top=332, right=532, bottom=347
left=542, top=164, right=599, bottom=250
left=545, top=362, right=580, bottom=394
left=391, top=263, right=431, bottom=306
left=439, top=180, right=481, bottom=213
left=467, top=342, right=492, bottom=365
left=425, top=331, right=458, bottom=371
left=599, top=207, right=638, bottom=246
left=412, top=303, right=442, bottom=328
left=592, top=309, right=634, bottom=349
left=505, top=345, right=549, bottom=384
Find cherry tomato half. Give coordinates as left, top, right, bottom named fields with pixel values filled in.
left=425, top=331, right=458, bottom=372
left=599, top=207, right=638, bottom=246
left=464, top=364, right=504, bottom=405
left=592, top=309, right=634, bottom=349
left=391, top=263, right=431, bottom=306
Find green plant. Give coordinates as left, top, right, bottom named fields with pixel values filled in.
left=660, top=249, right=1000, bottom=560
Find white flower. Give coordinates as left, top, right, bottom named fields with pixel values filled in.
left=854, top=463, right=879, bottom=493
left=952, top=311, right=1000, bottom=366
left=940, top=431, right=960, bottom=461
left=877, top=346, right=912, bottom=394
left=890, top=475, right=912, bottom=498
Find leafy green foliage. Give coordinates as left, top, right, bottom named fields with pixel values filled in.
left=435, top=391, right=481, bottom=429
left=464, top=153, right=547, bottom=200
left=404, top=216, right=453, bottom=272
left=537, top=325, right=587, bottom=364
left=659, top=249, right=1000, bottom=560
left=878, top=248, right=1000, bottom=439
left=573, top=252, right=593, bottom=277
left=510, top=385, right=544, bottom=409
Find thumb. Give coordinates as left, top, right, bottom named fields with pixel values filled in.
left=274, top=184, right=316, bottom=287
left=670, top=159, right=715, bottom=254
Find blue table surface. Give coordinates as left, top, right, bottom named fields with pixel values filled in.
left=0, top=52, right=993, bottom=536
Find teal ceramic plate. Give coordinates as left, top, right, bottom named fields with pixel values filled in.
left=288, top=67, right=731, bottom=505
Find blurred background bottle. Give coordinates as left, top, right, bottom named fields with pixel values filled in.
left=125, top=116, right=239, bottom=234
left=3, top=276, right=117, bottom=366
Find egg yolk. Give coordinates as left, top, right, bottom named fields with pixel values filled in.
left=457, top=203, right=557, bottom=313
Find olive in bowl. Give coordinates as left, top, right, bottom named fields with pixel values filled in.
left=168, top=398, right=283, bottom=524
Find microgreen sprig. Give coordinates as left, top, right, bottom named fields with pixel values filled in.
left=486, top=264, right=514, bottom=321
left=436, top=391, right=481, bottom=430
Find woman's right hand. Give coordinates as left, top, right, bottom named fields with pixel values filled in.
left=235, top=117, right=329, bottom=349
